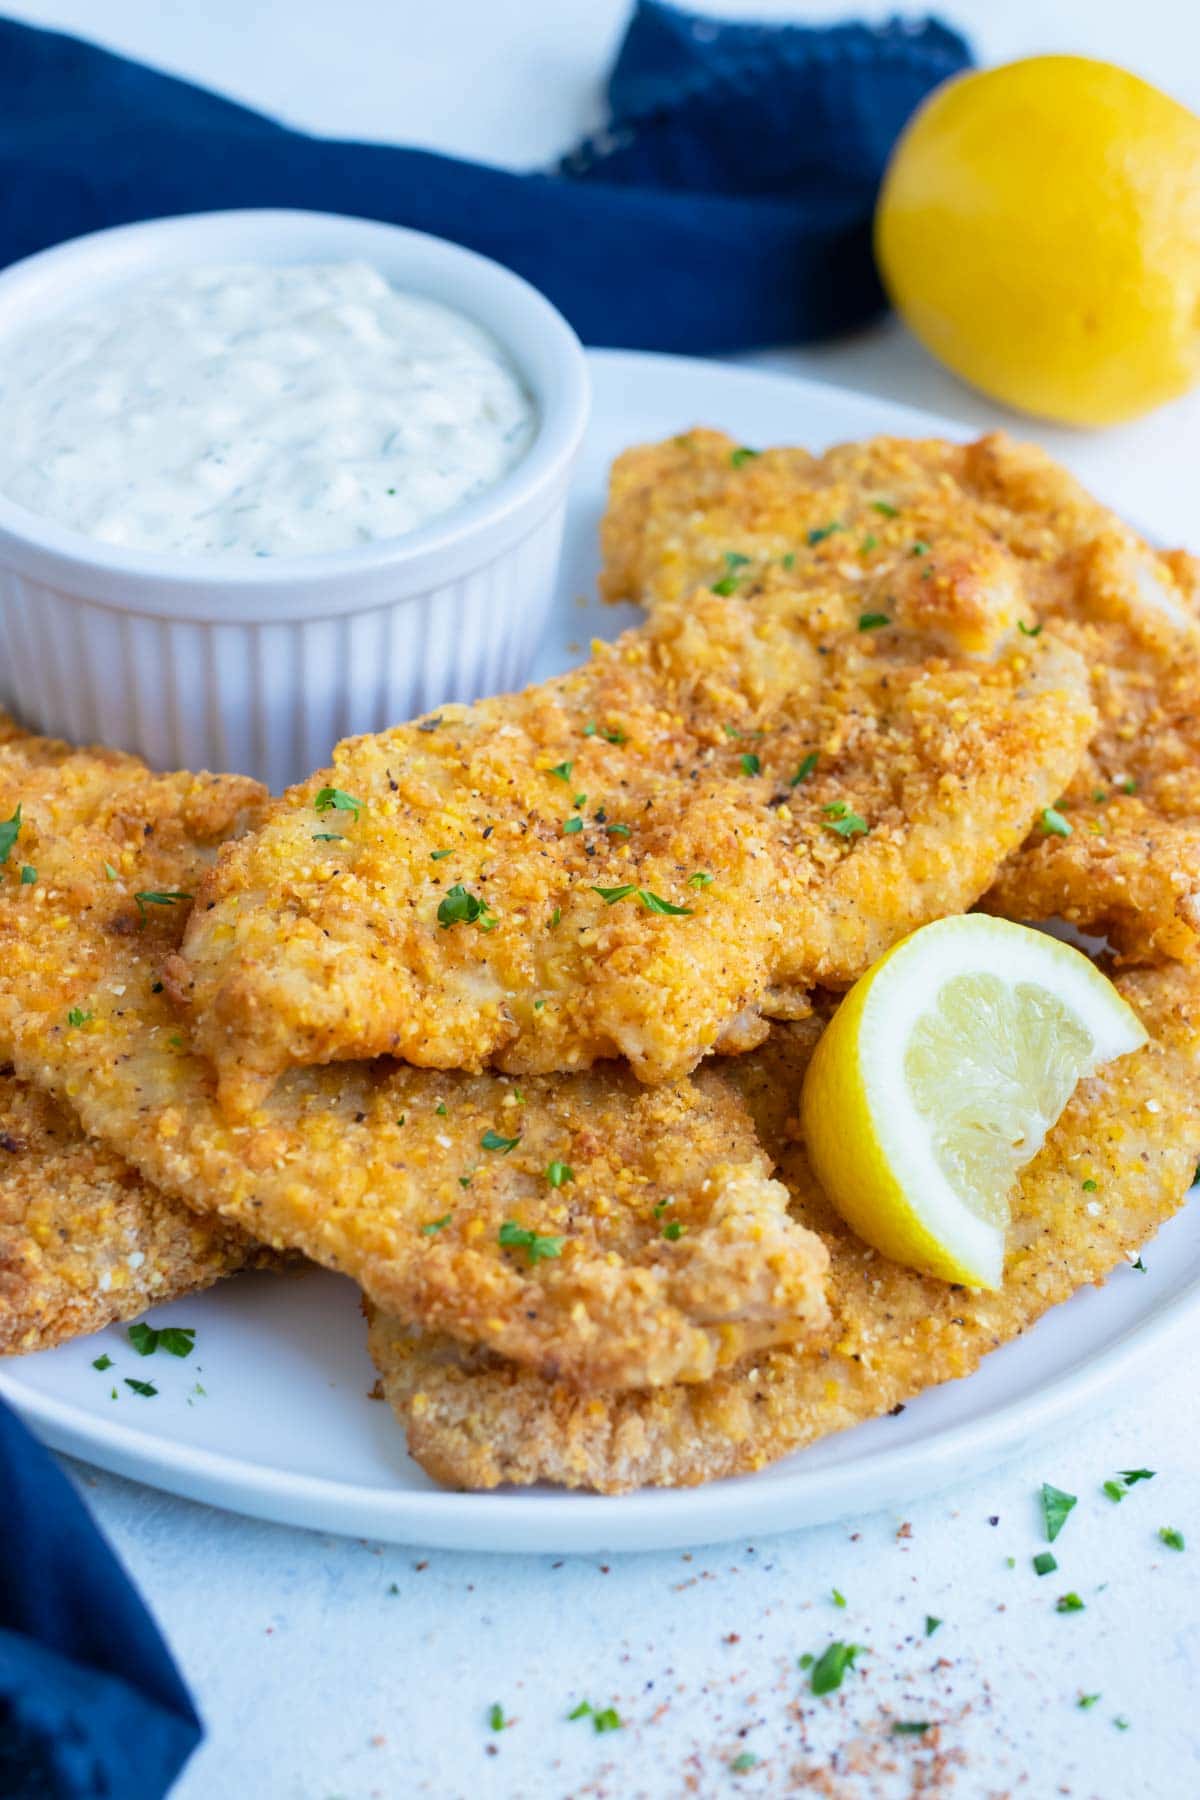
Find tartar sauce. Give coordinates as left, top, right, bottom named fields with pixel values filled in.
left=0, top=262, right=536, bottom=557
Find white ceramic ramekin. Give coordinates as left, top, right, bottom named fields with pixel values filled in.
left=0, top=210, right=589, bottom=790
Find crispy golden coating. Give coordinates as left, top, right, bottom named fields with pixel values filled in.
left=0, top=724, right=829, bottom=1390
left=171, top=538, right=1092, bottom=1112
left=0, top=1067, right=262, bottom=1355
left=372, top=963, right=1200, bottom=1492
left=604, top=427, right=1200, bottom=964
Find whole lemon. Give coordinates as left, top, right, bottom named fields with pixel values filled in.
left=875, top=56, right=1200, bottom=426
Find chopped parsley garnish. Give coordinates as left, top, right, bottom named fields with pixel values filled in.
left=1120, top=1469, right=1155, bottom=1485
left=822, top=802, right=869, bottom=838
left=1103, top=1480, right=1124, bottom=1503
left=911, top=540, right=930, bottom=556
left=458, top=1175, right=473, bottom=1189
left=730, top=1752, right=758, bottom=1773
left=19, top=865, right=35, bottom=884
left=606, top=822, right=631, bottom=838
left=567, top=1701, right=591, bottom=1721
left=1159, top=1527, right=1185, bottom=1551
left=481, top=1129, right=520, bottom=1154
left=123, top=1378, right=158, bottom=1397
left=1131, top=1256, right=1147, bottom=1272
left=546, top=1161, right=574, bottom=1188
left=437, top=884, right=492, bottom=929
left=583, top=722, right=626, bottom=745
left=1041, top=1483, right=1077, bottom=1542
left=562, top=816, right=583, bottom=834
left=92, top=1353, right=113, bottom=1371
left=892, top=1722, right=930, bottom=1736
left=831, top=1588, right=846, bottom=1608
left=498, top=1220, right=564, bottom=1264
left=711, top=574, right=740, bottom=595
left=871, top=500, right=899, bottom=518
left=1092, top=789, right=1107, bottom=804
left=1113, top=1716, right=1130, bottom=1731
left=730, top=446, right=760, bottom=468
left=781, top=552, right=796, bottom=570
left=858, top=612, right=890, bottom=631
left=1056, top=1592, right=1085, bottom=1613
left=724, top=551, right=752, bottom=570
left=128, top=1323, right=195, bottom=1359
left=740, top=752, right=761, bottom=776
left=1082, top=1178, right=1098, bottom=1191
left=488, top=1703, right=507, bottom=1731
left=688, top=871, right=713, bottom=887
left=808, top=522, right=841, bottom=545
left=548, top=761, right=573, bottom=782
left=1120, top=777, right=1137, bottom=794
left=1040, top=808, right=1072, bottom=838
left=435, top=1102, right=447, bottom=1116
left=925, top=1616, right=941, bottom=1636
left=662, top=1220, right=684, bottom=1241
left=860, top=533, right=878, bottom=554
left=312, top=832, right=344, bottom=843
left=134, top=890, right=192, bottom=922
left=590, top=884, right=692, bottom=915
left=66, top=1007, right=92, bottom=1028
left=429, top=848, right=453, bottom=860
left=808, top=1641, right=863, bottom=1696
left=549, top=907, right=561, bottom=928
left=592, top=1708, right=621, bottom=1733
left=1018, top=620, right=1043, bottom=637
left=1078, top=1693, right=1101, bottom=1710
left=421, top=1212, right=452, bottom=1235
left=791, top=752, right=819, bottom=786
left=103, top=861, right=118, bottom=880
left=313, top=786, right=362, bottom=821
left=1033, top=1552, right=1058, bottom=1576
left=0, top=804, right=21, bottom=864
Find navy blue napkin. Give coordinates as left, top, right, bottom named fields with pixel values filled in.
left=0, top=1404, right=201, bottom=1797
left=0, top=3, right=970, bottom=351
left=0, top=7, right=972, bottom=1795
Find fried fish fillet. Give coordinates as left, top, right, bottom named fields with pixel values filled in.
left=0, top=1067, right=263, bottom=1355
left=168, top=564, right=1093, bottom=1113
left=0, top=723, right=829, bottom=1389
left=370, top=962, right=1200, bottom=1492
left=604, top=427, right=1200, bottom=964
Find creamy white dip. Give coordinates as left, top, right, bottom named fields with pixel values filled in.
left=0, top=261, right=536, bottom=557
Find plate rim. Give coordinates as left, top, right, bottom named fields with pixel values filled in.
left=4, top=346, right=1194, bottom=1553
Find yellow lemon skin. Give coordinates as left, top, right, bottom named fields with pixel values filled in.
left=800, top=935, right=999, bottom=1289
left=875, top=56, right=1200, bottom=426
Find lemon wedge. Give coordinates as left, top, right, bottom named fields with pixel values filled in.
left=800, top=917, right=1148, bottom=1288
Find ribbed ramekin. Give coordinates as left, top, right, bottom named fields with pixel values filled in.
left=0, top=211, right=590, bottom=790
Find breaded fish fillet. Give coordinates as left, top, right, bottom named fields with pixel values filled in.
left=0, top=1067, right=262, bottom=1355
left=604, top=428, right=1200, bottom=964
left=169, top=571, right=1092, bottom=1113
left=0, top=724, right=829, bottom=1389
left=370, top=963, right=1199, bottom=1492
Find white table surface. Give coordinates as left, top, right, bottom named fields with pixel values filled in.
left=8, top=2, right=1200, bottom=1795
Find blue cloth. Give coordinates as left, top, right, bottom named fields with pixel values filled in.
left=0, top=7, right=973, bottom=1796
left=0, top=1405, right=201, bottom=1796
left=0, top=4, right=971, bottom=351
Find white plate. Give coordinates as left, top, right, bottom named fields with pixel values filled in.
left=3, top=349, right=1197, bottom=1553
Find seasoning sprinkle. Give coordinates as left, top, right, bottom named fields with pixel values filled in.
left=313, top=786, right=362, bottom=821
left=498, top=1220, right=564, bottom=1264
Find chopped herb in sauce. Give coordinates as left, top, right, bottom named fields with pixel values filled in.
left=1041, top=1483, right=1077, bottom=1542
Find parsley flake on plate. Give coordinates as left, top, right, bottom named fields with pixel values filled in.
left=807, top=1641, right=863, bottom=1696
left=1056, top=1592, right=1085, bottom=1613
left=128, top=1323, right=195, bottom=1359
left=1033, top=1552, right=1058, bottom=1577
left=1120, top=1469, right=1156, bottom=1485
left=1102, top=1480, right=1124, bottom=1503
left=831, top=1588, right=846, bottom=1608
left=730, top=1752, right=758, bottom=1773
left=1041, top=1483, right=1077, bottom=1542
left=925, top=1615, right=942, bottom=1636
left=892, top=1722, right=930, bottom=1737
left=313, top=786, right=362, bottom=821
left=592, top=1708, right=621, bottom=1733
left=92, top=1354, right=113, bottom=1372
left=123, top=1378, right=157, bottom=1398
left=567, top=1700, right=592, bottom=1721
left=498, top=1220, right=564, bottom=1264
left=488, top=1703, right=508, bottom=1731
left=1078, top=1693, right=1101, bottom=1710
left=1159, top=1527, right=1185, bottom=1551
